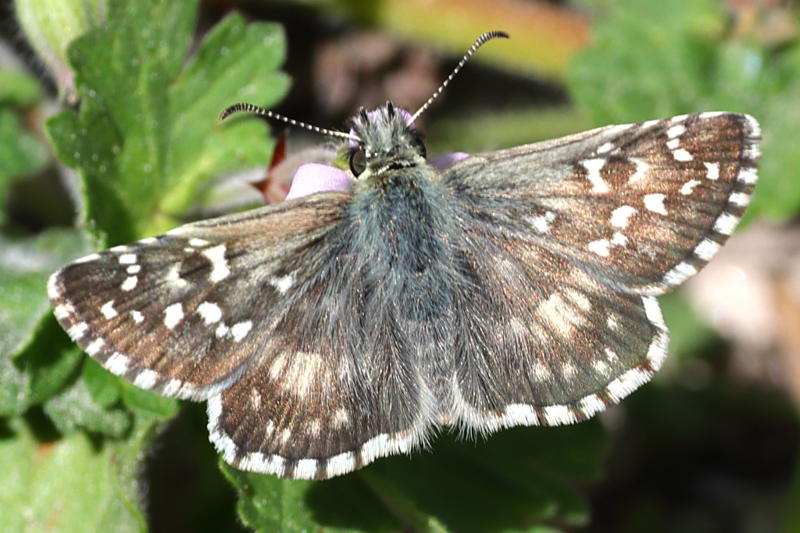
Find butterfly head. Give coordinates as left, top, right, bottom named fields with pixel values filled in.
left=347, top=102, right=426, bottom=178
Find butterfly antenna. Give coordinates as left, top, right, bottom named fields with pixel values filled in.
left=219, top=102, right=361, bottom=142
left=408, top=30, right=509, bottom=125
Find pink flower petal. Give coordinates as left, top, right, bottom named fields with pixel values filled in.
left=428, top=152, right=470, bottom=169
left=286, top=163, right=355, bottom=200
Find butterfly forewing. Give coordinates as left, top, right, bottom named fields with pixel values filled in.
left=48, top=195, right=349, bottom=399
left=445, top=112, right=760, bottom=295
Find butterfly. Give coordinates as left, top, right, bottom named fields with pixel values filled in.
left=48, top=31, right=760, bottom=479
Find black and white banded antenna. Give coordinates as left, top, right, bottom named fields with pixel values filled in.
left=408, top=30, right=509, bottom=125
left=219, top=102, right=361, bottom=142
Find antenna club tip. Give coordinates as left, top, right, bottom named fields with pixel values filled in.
left=219, top=102, right=250, bottom=121
left=481, top=30, right=510, bottom=41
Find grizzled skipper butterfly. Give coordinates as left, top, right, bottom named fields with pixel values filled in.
left=48, top=31, right=760, bottom=479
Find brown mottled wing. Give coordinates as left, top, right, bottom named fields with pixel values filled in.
left=48, top=192, right=432, bottom=479
left=439, top=112, right=758, bottom=430
left=444, top=112, right=760, bottom=295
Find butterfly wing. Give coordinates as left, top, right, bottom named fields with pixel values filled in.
left=440, top=112, right=759, bottom=430
left=49, top=192, right=434, bottom=478
left=444, top=112, right=760, bottom=295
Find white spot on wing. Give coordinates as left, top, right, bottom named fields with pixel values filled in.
left=68, top=322, right=88, bottom=340
left=126, top=264, right=141, bottom=274
left=666, top=123, right=686, bottom=138
left=694, top=238, right=720, bottom=261
left=130, top=310, right=144, bottom=323
left=326, top=452, right=356, bottom=477
left=203, top=245, right=230, bottom=282
left=118, top=253, right=137, bottom=265
left=604, top=348, right=618, bottom=361
left=54, top=305, right=72, bottom=320
left=504, top=404, right=538, bottom=424
left=672, top=148, right=693, bottom=161
left=197, top=301, right=222, bottom=325
left=581, top=158, right=609, bottom=193
left=533, top=361, right=551, bottom=380
left=729, top=192, right=750, bottom=207
left=100, top=300, right=117, bottom=319
left=738, top=167, right=757, bottom=184
left=663, top=261, right=698, bottom=286
left=610, top=205, right=637, bottom=228
left=294, top=459, right=318, bottom=479
left=105, top=352, right=129, bottom=375
left=543, top=405, right=576, bottom=425
left=611, top=231, right=628, bottom=247
left=530, top=211, right=557, bottom=233
left=85, top=338, right=104, bottom=356
left=644, top=193, right=667, bottom=215
left=133, top=369, right=158, bottom=389
left=163, top=303, right=184, bottom=329
left=680, top=179, right=701, bottom=195
left=333, top=408, right=349, bottom=427
left=231, top=320, right=252, bottom=342
left=628, top=158, right=649, bottom=183
left=597, top=141, right=615, bottom=154
left=704, top=162, right=720, bottom=180
left=250, top=389, right=261, bottom=410
left=121, top=276, right=138, bottom=291
left=163, top=379, right=182, bottom=396
left=361, top=434, right=389, bottom=463
left=713, top=212, right=739, bottom=236
left=588, top=239, right=611, bottom=257
left=189, top=238, right=210, bottom=247
left=269, top=273, right=295, bottom=294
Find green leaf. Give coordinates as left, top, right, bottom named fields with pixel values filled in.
left=0, top=109, right=48, bottom=179
left=0, top=107, right=50, bottom=227
left=82, top=357, right=121, bottom=408
left=0, top=414, right=162, bottom=532
left=0, top=229, right=92, bottom=360
left=223, top=422, right=605, bottom=532
left=119, top=381, right=179, bottom=420
left=43, top=374, right=131, bottom=437
left=567, top=0, right=800, bottom=221
left=45, top=0, right=289, bottom=244
left=0, top=68, right=42, bottom=106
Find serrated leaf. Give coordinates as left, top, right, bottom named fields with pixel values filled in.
left=0, top=414, right=161, bottom=532
left=0, top=324, right=83, bottom=416
left=0, top=229, right=92, bottom=360
left=43, top=374, right=131, bottom=437
left=45, top=0, right=289, bottom=244
left=223, top=422, right=605, bottom=532
left=567, top=0, right=800, bottom=221
left=119, top=381, right=179, bottom=419
left=82, top=356, right=121, bottom=408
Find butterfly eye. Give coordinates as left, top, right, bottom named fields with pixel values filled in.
left=349, top=147, right=367, bottom=176
left=413, top=136, right=427, bottom=159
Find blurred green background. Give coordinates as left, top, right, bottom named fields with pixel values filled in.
left=1, top=0, right=799, bottom=531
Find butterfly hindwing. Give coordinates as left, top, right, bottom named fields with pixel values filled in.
left=446, top=234, right=667, bottom=430
left=207, top=206, right=440, bottom=478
